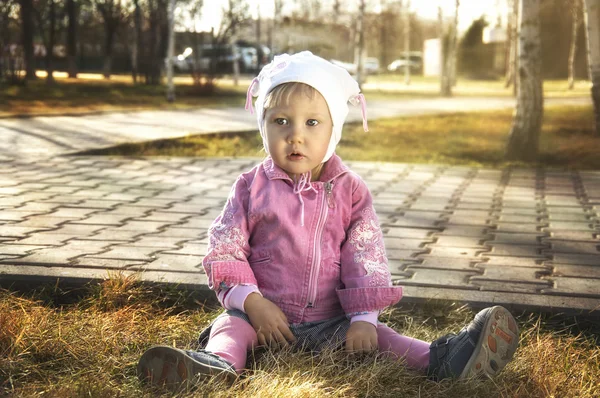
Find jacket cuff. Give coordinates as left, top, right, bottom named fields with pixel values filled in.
left=350, top=312, right=379, bottom=327
left=222, top=284, right=261, bottom=312
left=209, top=261, right=258, bottom=289
left=336, top=286, right=402, bottom=314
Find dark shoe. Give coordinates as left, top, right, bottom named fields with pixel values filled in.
left=137, top=345, right=237, bottom=390
left=427, top=305, right=519, bottom=381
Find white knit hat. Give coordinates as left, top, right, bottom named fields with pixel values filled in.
left=245, top=51, right=368, bottom=163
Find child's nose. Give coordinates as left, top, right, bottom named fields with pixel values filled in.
left=287, top=126, right=304, bottom=143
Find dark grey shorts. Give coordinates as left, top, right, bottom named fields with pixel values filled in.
left=198, top=310, right=351, bottom=353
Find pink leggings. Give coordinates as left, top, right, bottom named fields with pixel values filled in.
left=205, top=315, right=431, bottom=373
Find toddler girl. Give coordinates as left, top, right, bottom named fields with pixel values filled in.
left=137, top=51, right=519, bottom=389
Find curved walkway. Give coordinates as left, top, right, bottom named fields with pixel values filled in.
left=0, top=97, right=598, bottom=315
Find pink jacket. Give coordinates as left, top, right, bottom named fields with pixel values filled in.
left=202, top=154, right=402, bottom=324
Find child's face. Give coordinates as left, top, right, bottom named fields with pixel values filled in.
left=264, top=88, right=333, bottom=180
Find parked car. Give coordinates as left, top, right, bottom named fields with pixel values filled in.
left=330, top=57, right=379, bottom=75
left=165, top=43, right=260, bottom=74
left=364, top=57, right=380, bottom=74
left=387, top=54, right=423, bottom=73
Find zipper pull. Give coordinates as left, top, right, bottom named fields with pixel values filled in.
left=325, top=182, right=335, bottom=209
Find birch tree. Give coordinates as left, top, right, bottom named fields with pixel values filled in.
left=505, top=0, right=518, bottom=93
left=568, top=0, right=583, bottom=89
left=440, top=1, right=459, bottom=96
left=505, top=0, right=543, bottom=161
left=583, top=0, right=600, bottom=135
left=355, top=0, right=366, bottom=87
left=95, top=0, right=126, bottom=79
left=403, top=0, right=410, bottom=85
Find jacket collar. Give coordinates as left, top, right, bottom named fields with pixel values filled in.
left=262, top=153, right=349, bottom=183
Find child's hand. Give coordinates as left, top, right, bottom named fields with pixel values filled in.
left=244, top=293, right=296, bottom=347
left=345, top=321, right=378, bottom=353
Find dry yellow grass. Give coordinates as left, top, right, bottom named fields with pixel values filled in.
left=1, top=275, right=598, bottom=397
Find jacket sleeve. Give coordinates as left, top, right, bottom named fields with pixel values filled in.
left=337, top=177, right=402, bottom=314
left=202, top=175, right=258, bottom=291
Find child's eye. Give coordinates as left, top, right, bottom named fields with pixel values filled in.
left=274, top=118, right=288, bottom=125
left=307, top=119, right=319, bottom=126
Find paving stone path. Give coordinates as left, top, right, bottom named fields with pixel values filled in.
left=1, top=155, right=599, bottom=313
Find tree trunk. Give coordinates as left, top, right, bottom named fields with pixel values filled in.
left=19, top=0, right=36, bottom=80
left=584, top=0, right=600, bottom=136
left=505, top=0, right=518, bottom=92
left=67, top=0, right=78, bottom=78
left=449, top=0, right=459, bottom=87
left=103, top=26, right=114, bottom=79
left=354, top=0, right=365, bottom=87
left=440, top=7, right=453, bottom=96
left=166, top=0, right=175, bottom=102
left=404, top=0, right=411, bottom=85
left=506, top=0, right=543, bottom=162
left=46, top=0, right=56, bottom=84
left=568, top=0, right=581, bottom=90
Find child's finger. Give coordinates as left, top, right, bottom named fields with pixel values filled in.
left=280, top=325, right=296, bottom=342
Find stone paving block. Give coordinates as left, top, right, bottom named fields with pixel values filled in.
left=499, top=208, right=539, bottom=216
left=131, top=254, right=203, bottom=272
left=478, top=256, right=548, bottom=268
left=138, top=211, right=192, bottom=223
left=551, top=264, right=600, bottom=278
left=542, top=277, right=600, bottom=298
left=382, top=227, right=435, bottom=239
left=388, top=215, right=441, bottom=229
left=374, top=204, right=402, bottom=214
left=545, top=213, right=590, bottom=223
left=449, top=210, right=491, bottom=218
left=383, top=237, right=430, bottom=250
left=89, top=245, right=170, bottom=261
left=407, top=202, right=450, bottom=212
left=0, top=244, right=49, bottom=256
left=0, top=210, right=44, bottom=222
left=547, top=230, right=598, bottom=241
left=432, top=236, right=484, bottom=247
left=394, top=269, right=480, bottom=289
left=550, top=253, right=600, bottom=266
left=495, top=223, right=542, bottom=233
left=426, top=247, right=483, bottom=258
left=387, top=259, right=416, bottom=273
left=386, top=249, right=424, bottom=260
left=15, top=216, right=72, bottom=229
left=72, top=258, right=146, bottom=269
left=165, top=201, right=221, bottom=214
left=8, top=240, right=116, bottom=264
left=443, top=215, right=491, bottom=226
left=499, top=200, right=539, bottom=209
left=129, top=198, right=176, bottom=208
left=436, top=225, right=489, bottom=237
left=15, top=233, right=77, bottom=245
left=545, top=240, right=600, bottom=254
left=73, top=214, right=129, bottom=226
left=48, top=208, right=99, bottom=219
left=69, top=199, right=123, bottom=209
left=498, top=214, right=540, bottom=224
left=470, top=280, right=552, bottom=294
left=176, top=218, right=214, bottom=230
left=69, top=189, right=109, bottom=199
left=163, top=242, right=208, bottom=256
left=471, top=264, right=551, bottom=282
left=482, top=244, right=542, bottom=257
left=110, top=220, right=172, bottom=232
left=103, top=205, right=152, bottom=217
left=147, top=228, right=203, bottom=239
left=44, top=223, right=104, bottom=235
left=543, top=197, right=582, bottom=207
left=487, top=233, right=540, bottom=245
left=102, top=192, right=146, bottom=202
left=132, top=236, right=184, bottom=249
left=451, top=202, right=494, bottom=211
left=407, top=257, right=477, bottom=271
left=43, top=186, right=82, bottom=194
left=545, top=221, right=593, bottom=231
left=0, top=187, right=24, bottom=195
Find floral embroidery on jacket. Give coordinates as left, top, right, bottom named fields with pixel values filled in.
left=205, top=203, right=247, bottom=277
left=348, top=207, right=391, bottom=287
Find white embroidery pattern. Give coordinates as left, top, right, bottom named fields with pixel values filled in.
left=205, top=203, right=247, bottom=277
left=348, top=207, right=390, bottom=287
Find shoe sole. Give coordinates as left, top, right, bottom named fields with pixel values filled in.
left=460, top=306, right=519, bottom=379
left=137, top=345, right=237, bottom=390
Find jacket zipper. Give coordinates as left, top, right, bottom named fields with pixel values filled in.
left=306, top=182, right=331, bottom=308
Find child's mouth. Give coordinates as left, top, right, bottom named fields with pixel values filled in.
left=288, top=152, right=305, bottom=160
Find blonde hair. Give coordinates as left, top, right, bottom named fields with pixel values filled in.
left=263, top=82, right=318, bottom=110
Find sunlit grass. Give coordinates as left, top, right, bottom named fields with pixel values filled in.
left=84, top=105, right=600, bottom=170
left=0, top=275, right=598, bottom=397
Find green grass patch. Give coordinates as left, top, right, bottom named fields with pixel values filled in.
left=1, top=275, right=598, bottom=397
left=85, top=105, right=600, bottom=170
